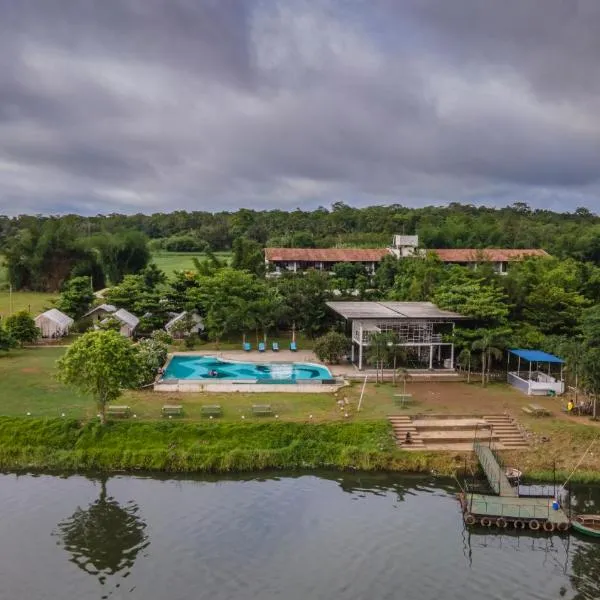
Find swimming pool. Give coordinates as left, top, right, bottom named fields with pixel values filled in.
left=162, top=355, right=333, bottom=382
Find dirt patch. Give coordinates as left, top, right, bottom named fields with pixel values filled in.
left=20, top=367, right=42, bottom=374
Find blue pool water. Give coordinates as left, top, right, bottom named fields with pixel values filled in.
left=162, top=355, right=333, bottom=382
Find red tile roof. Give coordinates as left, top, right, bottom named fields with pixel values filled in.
left=431, top=249, right=550, bottom=262
left=265, top=248, right=390, bottom=262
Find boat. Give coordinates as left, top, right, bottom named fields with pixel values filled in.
left=571, top=515, right=600, bottom=538
left=505, top=468, right=522, bottom=486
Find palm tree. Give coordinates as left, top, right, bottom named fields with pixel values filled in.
left=472, top=331, right=504, bottom=387
left=367, top=332, right=395, bottom=383
left=458, top=348, right=472, bottom=384
left=561, top=339, right=585, bottom=404
left=396, top=366, right=412, bottom=395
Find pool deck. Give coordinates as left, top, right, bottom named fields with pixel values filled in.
left=171, top=350, right=320, bottom=364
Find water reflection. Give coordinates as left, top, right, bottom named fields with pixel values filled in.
left=53, top=477, right=149, bottom=585
left=571, top=541, right=600, bottom=600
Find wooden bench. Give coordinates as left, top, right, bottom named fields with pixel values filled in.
left=521, top=406, right=533, bottom=415
left=393, top=393, right=413, bottom=408
left=201, top=405, right=222, bottom=418
left=106, top=405, right=131, bottom=418
left=252, top=404, right=273, bottom=417
left=162, top=404, right=183, bottom=417
left=529, top=403, right=550, bottom=417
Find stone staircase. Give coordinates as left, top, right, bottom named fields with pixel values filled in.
left=482, top=414, right=529, bottom=450
left=388, top=415, right=424, bottom=448
left=389, top=414, right=529, bottom=451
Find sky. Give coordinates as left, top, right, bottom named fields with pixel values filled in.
left=1, top=0, right=600, bottom=216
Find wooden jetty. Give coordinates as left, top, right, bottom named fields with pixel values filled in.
left=461, top=441, right=570, bottom=532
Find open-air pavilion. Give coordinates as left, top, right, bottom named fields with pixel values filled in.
left=507, top=349, right=565, bottom=396
left=326, top=301, right=465, bottom=370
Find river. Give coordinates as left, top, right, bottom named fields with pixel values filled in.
left=0, top=472, right=598, bottom=600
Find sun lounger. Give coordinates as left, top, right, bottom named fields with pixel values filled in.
left=272, top=342, right=279, bottom=352
left=290, top=341, right=297, bottom=352
left=258, top=342, right=266, bottom=352
left=243, top=342, right=251, bottom=352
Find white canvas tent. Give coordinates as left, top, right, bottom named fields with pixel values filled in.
left=34, top=309, right=74, bottom=338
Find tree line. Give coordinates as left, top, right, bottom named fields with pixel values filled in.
left=2, top=202, right=600, bottom=269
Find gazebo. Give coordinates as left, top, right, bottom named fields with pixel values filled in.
left=507, top=349, right=565, bottom=396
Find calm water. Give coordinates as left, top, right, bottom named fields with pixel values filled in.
left=1, top=472, right=599, bottom=600
left=163, top=355, right=332, bottom=381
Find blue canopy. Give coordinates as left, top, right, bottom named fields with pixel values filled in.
left=509, top=349, right=565, bottom=364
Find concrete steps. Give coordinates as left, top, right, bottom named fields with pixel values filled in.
left=482, top=415, right=529, bottom=449
left=389, top=414, right=529, bottom=451
left=389, top=416, right=424, bottom=448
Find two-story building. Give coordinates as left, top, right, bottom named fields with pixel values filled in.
left=264, top=236, right=549, bottom=276
left=326, top=301, right=466, bottom=370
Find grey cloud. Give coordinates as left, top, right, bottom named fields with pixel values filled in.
left=0, top=0, right=599, bottom=216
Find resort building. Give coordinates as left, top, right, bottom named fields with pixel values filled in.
left=432, top=249, right=550, bottom=275
left=264, top=236, right=549, bottom=276
left=34, top=309, right=74, bottom=339
left=326, top=301, right=465, bottom=370
left=264, top=248, right=389, bottom=276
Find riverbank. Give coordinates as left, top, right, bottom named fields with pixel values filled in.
left=1, top=417, right=599, bottom=483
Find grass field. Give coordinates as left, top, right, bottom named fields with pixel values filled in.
left=0, top=291, right=57, bottom=318
left=151, top=251, right=232, bottom=276
left=3, top=347, right=600, bottom=478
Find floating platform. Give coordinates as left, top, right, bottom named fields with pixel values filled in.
left=460, top=440, right=571, bottom=532
left=460, top=492, right=570, bottom=532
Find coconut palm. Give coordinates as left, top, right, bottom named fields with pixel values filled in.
left=367, top=331, right=395, bottom=383
left=458, top=348, right=473, bottom=384
left=472, top=331, right=505, bottom=387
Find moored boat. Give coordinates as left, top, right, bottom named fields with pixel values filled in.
left=571, top=515, right=600, bottom=538
left=505, top=468, right=522, bottom=486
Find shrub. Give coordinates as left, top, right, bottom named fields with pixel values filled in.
left=314, top=331, right=350, bottom=364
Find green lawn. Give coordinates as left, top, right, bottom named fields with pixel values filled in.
left=0, top=347, right=372, bottom=422
left=152, top=251, right=232, bottom=276
left=0, top=291, right=57, bottom=318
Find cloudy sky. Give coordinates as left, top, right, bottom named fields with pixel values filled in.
left=1, top=0, right=599, bottom=216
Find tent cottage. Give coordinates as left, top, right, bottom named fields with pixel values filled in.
left=34, top=309, right=74, bottom=339
left=109, top=308, right=139, bottom=338
left=165, top=311, right=204, bottom=338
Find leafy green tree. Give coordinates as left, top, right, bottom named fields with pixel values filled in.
left=434, top=270, right=509, bottom=327
left=4, top=311, right=39, bottom=345
left=4, top=219, right=101, bottom=291
left=187, top=268, right=266, bottom=346
left=57, top=330, right=139, bottom=423
left=274, top=270, right=333, bottom=337
left=141, top=263, right=166, bottom=288
left=314, top=331, right=350, bottom=364
left=136, top=337, right=168, bottom=386
left=96, top=231, right=150, bottom=284
left=0, top=326, right=15, bottom=351
left=388, top=253, right=446, bottom=301
left=55, top=276, right=95, bottom=319
left=231, top=238, right=265, bottom=276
